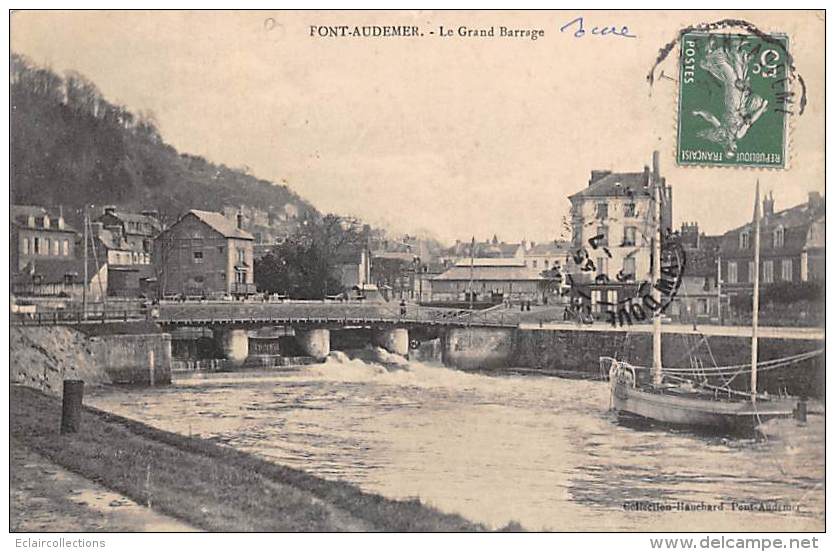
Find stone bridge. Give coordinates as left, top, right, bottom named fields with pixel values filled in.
left=154, top=301, right=521, bottom=365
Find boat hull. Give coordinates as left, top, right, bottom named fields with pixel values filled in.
left=611, top=380, right=797, bottom=432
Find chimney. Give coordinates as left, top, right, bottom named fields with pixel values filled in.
left=589, top=170, right=612, bottom=186
left=236, top=211, right=244, bottom=230
left=103, top=205, right=116, bottom=216
left=57, top=215, right=65, bottom=230
left=652, top=150, right=660, bottom=181
left=763, top=191, right=775, bottom=218
left=105, top=225, right=123, bottom=240
left=808, top=191, right=823, bottom=212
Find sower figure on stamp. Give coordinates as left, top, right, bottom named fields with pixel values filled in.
left=691, top=36, right=769, bottom=158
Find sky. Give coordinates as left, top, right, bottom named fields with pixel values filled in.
left=10, top=10, right=825, bottom=244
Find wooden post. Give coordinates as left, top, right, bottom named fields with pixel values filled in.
left=60, top=380, right=84, bottom=434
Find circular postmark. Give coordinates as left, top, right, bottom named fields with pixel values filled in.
left=559, top=228, right=686, bottom=328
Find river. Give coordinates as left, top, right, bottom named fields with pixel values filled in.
left=86, top=351, right=824, bottom=531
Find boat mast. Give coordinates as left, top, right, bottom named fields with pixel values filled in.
left=651, top=152, right=663, bottom=385
left=751, top=180, right=762, bottom=402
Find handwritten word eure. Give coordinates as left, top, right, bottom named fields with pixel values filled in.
left=560, top=16, right=637, bottom=39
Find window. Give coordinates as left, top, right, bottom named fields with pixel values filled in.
left=748, top=261, right=755, bottom=283
left=728, top=262, right=738, bottom=284
left=596, top=226, right=608, bottom=246
left=624, top=203, right=636, bottom=217
left=532, top=260, right=538, bottom=268
left=235, top=270, right=246, bottom=284
left=773, top=226, right=785, bottom=248
left=623, top=257, right=636, bottom=279
left=21, top=237, right=29, bottom=255
left=697, top=299, right=708, bottom=315
left=544, top=260, right=549, bottom=268
left=763, top=260, right=774, bottom=283
left=62, top=239, right=69, bottom=256
left=623, top=226, right=637, bottom=246
left=596, top=257, right=607, bottom=276
left=33, top=237, right=40, bottom=254
left=739, top=231, right=750, bottom=249
left=596, top=202, right=608, bottom=220
left=193, top=251, right=204, bottom=263
left=781, top=259, right=793, bottom=281
left=237, top=249, right=246, bottom=264
left=52, top=240, right=60, bottom=256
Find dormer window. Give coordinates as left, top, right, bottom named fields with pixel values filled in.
left=739, top=230, right=750, bottom=249
left=773, top=225, right=785, bottom=248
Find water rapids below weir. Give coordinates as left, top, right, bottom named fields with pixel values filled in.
left=87, top=350, right=824, bottom=531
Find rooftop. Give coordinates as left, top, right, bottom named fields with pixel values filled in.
left=188, top=210, right=254, bottom=240
left=568, top=171, right=654, bottom=200
left=433, top=264, right=541, bottom=281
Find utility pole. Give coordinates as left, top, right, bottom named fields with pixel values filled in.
left=716, top=254, right=722, bottom=324
left=82, top=206, right=88, bottom=319
left=468, top=236, right=475, bottom=311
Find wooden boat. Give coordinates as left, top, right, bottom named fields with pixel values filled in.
left=606, top=172, right=804, bottom=433
left=606, top=358, right=801, bottom=432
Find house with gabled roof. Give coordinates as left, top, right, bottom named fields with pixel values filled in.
left=96, top=207, right=162, bottom=265
left=719, top=192, right=825, bottom=293
left=153, top=209, right=256, bottom=298
left=11, top=205, right=79, bottom=271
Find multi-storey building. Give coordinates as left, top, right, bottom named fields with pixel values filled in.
left=96, top=207, right=162, bottom=265
left=719, top=192, right=825, bottom=295
left=154, top=210, right=255, bottom=298
left=567, top=152, right=672, bottom=308
left=523, top=240, right=572, bottom=271
left=11, top=205, right=79, bottom=271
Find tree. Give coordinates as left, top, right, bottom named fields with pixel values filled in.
left=254, top=214, right=368, bottom=299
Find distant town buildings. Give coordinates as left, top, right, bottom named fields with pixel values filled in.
left=429, top=258, right=542, bottom=304
left=154, top=209, right=255, bottom=298
left=523, top=240, right=572, bottom=271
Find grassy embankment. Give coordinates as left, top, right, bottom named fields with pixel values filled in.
left=11, top=385, right=489, bottom=532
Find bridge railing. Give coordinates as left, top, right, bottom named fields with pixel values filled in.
left=11, top=308, right=149, bottom=326
left=154, top=301, right=520, bottom=327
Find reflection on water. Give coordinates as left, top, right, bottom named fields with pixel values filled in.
left=87, top=351, right=824, bottom=531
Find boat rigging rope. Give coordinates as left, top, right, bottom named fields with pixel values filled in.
left=624, top=349, right=823, bottom=376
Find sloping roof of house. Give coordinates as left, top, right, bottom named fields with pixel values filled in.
left=98, top=210, right=162, bottom=235
left=568, top=171, right=653, bottom=200
left=453, top=257, right=526, bottom=267
left=13, top=258, right=105, bottom=285
left=189, top=210, right=254, bottom=240
left=95, top=227, right=132, bottom=251
left=719, top=199, right=825, bottom=255
left=433, top=264, right=542, bottom=281
left=11, top=205, right=78, bottom=233
left=527, top=240, right=572, bottom=256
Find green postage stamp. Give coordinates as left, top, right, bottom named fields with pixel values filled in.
left=677, top=32, right=790, bottom=169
